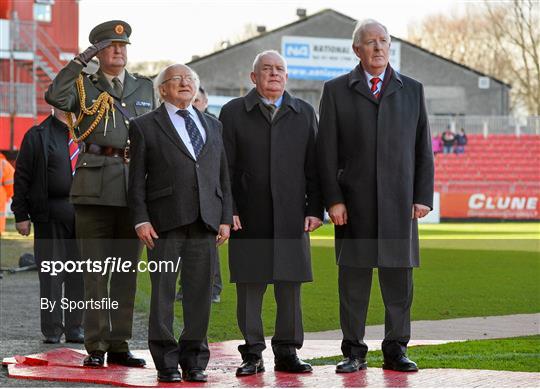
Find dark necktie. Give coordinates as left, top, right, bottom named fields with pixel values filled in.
left=264, top=103, right=277, bottom=120
left=112, top=77, right=123, bottom=97
left=177, top=109, right=204, bottom=158
left=370, top=77, right=381, bottom=99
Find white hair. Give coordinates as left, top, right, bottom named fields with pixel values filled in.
left=352, top=19, right=390, bottom=46
left=252, top=50, right=287, bottom=72
left=153, top=64, right=201, bottom=103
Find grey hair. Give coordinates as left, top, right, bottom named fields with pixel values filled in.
left=153, top=64, right=201, bottom=103
left=352, top=19, right=390, bottom=46
left=252, top=50, right=287, bottom=72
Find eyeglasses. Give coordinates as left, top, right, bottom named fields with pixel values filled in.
left=161, top=75, right=194, bottom=84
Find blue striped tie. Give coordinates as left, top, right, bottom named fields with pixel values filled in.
left=177, top=109, right=204, bottom=158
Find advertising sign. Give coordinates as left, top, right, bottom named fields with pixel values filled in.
left=282, top=35, right=401, bottom=80
left=440, top=193, right=539, bottom=219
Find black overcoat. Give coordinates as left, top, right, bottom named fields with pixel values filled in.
left=317, top=65, right=434, bottom=268
left=220, top=89, right=323, bottom=283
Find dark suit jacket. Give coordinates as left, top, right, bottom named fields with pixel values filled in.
left=220, top=89, right=323, bottom=283
left=128, top=103, right=233, bottom=233
left=317, top=64, right=434, bottom=268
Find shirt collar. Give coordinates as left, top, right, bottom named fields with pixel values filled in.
left=259, top=93, right=283, bottom=108
left=164, top=101, right=197, bottom=117
left=364, top=68, right=386, bottom=84
left=101, top=69, right=125, bottom=86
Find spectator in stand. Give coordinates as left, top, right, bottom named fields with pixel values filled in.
left=441, top=127, right=455, bottom=154
left=454, top=128, right=467, bottom=155
left=431, top=132, right=442, bottom=155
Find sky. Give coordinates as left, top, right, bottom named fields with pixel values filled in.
left=79, top=0, right=469, bottom=64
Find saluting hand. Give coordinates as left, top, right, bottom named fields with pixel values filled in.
left=135, top=223, right=159, bottom=250
left=75, top=39, right=113, bottom=66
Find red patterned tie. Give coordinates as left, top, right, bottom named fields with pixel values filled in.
left=370, top=77, right=381, bottom=98
left=68, top=133, right=79, bottom=174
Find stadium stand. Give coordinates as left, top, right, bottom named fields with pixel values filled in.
left=434, top=134, right=540, bottom=194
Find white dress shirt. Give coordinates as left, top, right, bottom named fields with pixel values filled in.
left=164, top=101, right=206, bottom=159
left=364, top=69, right=386, bottom=95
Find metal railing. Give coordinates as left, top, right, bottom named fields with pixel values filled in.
left=0, top=82, right=35, bottom=115
left=429, top=115, right=540, bottom=136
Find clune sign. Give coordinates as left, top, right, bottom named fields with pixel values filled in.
left=282, top=35, right=401, bottom=81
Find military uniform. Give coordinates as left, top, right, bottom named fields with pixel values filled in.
left=45, top=21, right=155, bottom=357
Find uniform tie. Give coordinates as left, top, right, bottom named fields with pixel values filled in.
left=176, top=109, right=204, bottom=158
left=112, top=77, right=123, bottom=97
left=370, top=77, right=381, bottom=98
left=68, top=133, right=79, bottom=175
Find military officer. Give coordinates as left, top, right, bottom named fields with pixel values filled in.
left=45, top=20, right=155, bottom=368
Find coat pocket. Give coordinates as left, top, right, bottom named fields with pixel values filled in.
left=70, top=156, right=105, bottom=197
left=216, top=187, right=223, bottom=199
left=147, top=186, right=173, bottom=201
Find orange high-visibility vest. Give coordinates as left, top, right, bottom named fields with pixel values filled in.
left=0, top=153, right=14, bottom=234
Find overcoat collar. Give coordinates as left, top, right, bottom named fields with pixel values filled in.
left=153, top=103, right=213, bottom=161
left=243, top=88, right=300, bottom=124
left=348, top=63, right=403, bottom=103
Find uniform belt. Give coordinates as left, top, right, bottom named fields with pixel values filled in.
left=84, top=143, right=130, bottom=163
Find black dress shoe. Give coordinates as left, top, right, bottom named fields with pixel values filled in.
left=65, top=333, right=84, bottom=344
left=336, top=357, right=368, bottom=373
left=236, top=356, right=265, bottom=376
left=43, top=335, right=61, bottom=344
left=83, top=351, right=105, bottom=367
left=274, top=355, right=312, bottom=373
left=107, top=351, right=146, bottom=367
left=157, top=369, right=182, bottom=382
left=383, top=355, right=418, bottom=372
left=183, top=369, right=207, bottom=382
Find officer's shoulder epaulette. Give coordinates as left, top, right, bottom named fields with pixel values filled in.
left=132, top=73, right=154, bottom=82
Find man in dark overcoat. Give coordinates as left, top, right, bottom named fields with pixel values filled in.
left=219, top=50, right=323, bottom=376
left=12, top=109, right=84, bottom=344
left=317, top=20, right=434, bottom=373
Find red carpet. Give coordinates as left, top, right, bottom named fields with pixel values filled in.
left=3, top=344, right=538, bottom=387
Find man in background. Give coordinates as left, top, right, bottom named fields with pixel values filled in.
left=12, top=109, right=84, bottom=344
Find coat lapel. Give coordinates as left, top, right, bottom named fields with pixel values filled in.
left=272, top=91, right=299, bottom=125
left=122, top=71, right=139, bottom=99
left=380, top=67, right=403, bottom=100
left=92, top=70, right=116, bottom=97
left=195, top=108, right=214, bottom=159
left=153, top=104, right=195, bottom=160
left=348, top=64, right=378, bottom=103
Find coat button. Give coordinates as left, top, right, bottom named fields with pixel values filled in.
left=121, top=102, right=126, bottom=107
left=124, top=120, right=129, bottom=125
left=195, top=163, right=199, bottom=168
